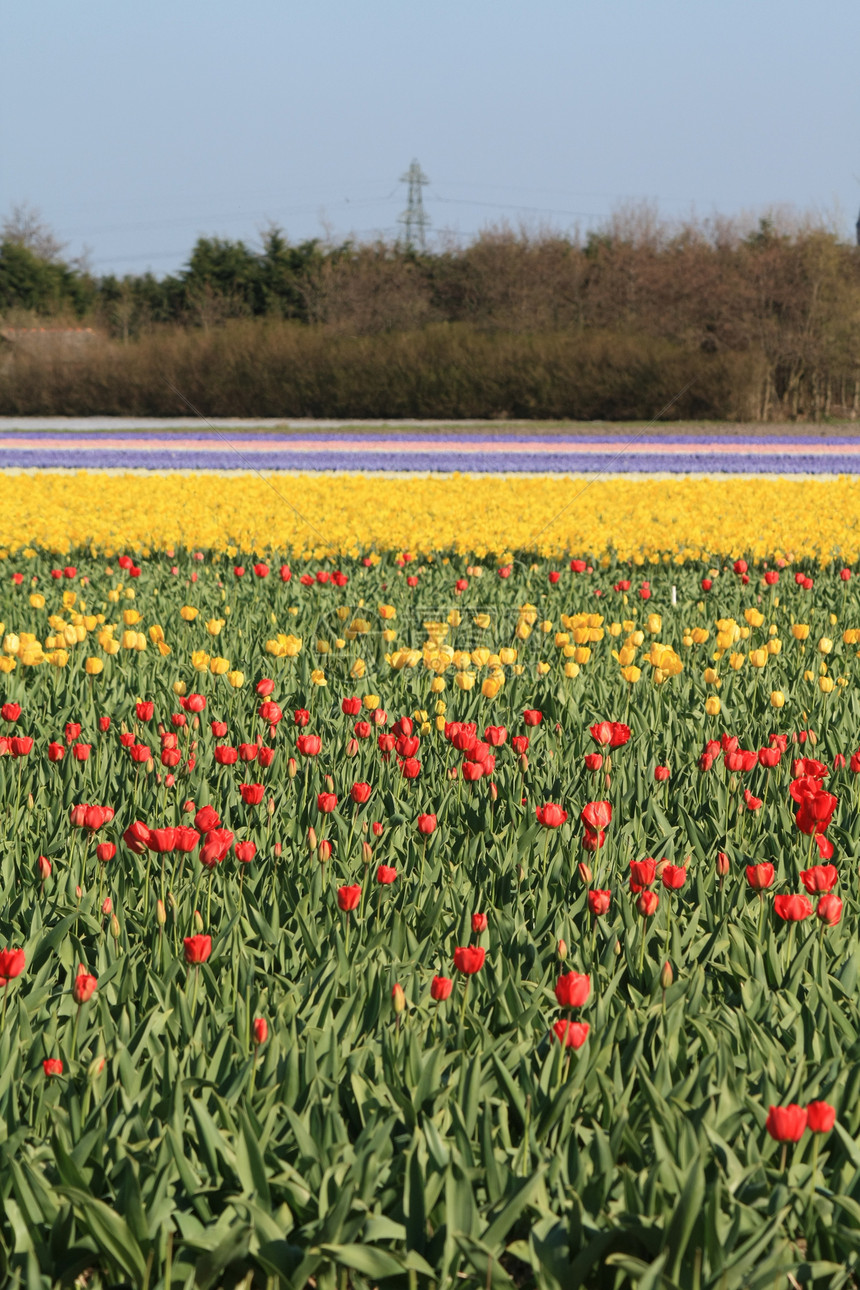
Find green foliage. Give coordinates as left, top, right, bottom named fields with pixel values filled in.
left=0, top=551, right=858, bottom=1286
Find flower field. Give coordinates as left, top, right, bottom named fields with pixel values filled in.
left=4, top=509, right=860, bottom=1286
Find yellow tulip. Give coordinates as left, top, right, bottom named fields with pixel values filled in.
left=123, top=609, right=141, bottom=626
left=820, top=676, right=835, bottom=693
left=455, top=671, right=475, bottom=691
left=85, top=657, right=104, bottom=675
left=191, top=650, right=210, bottom=671
left=173, top=680, right=187, bottom=696
left=792, top=624, right=810, bottom=641
left=350, top=658, right=366, bottom=679
left=180, top=606, right=199, bottom=622
left=481, top=676, right=502, bottom=698
left=744, top=608, right=764, bottom=627
left=770, top=690, right=785, bottom=708
left=620, top=665, right=641, bottom=683
left=705, top=696, right=721, bottom=716
left=749, top=648, right=768, bottom=668
left=818, top=637, right=833, bottom=655
left=536, top=661, right=551, bottom=676
left=430, top=677, right=445, bottom=692
left=209, top=656, right=229, bottom=675
left=29, top=593, right=45, bottom=609
left=564, top=661, right=580, bottom=679
left=103, top=638, right=120, bottom=656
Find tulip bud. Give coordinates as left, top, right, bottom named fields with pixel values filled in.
left=489, top=782, right=498, bottom=802
left=391, top=983, right=406, bottom=1014
left=604, top=755, right=613, bottom=774
left=325, top=773, right=335, bottom=791
left=579, top=861, right=594, bottom=884
left=517, top=863, right=524, bottom=882
left=716, top=850, right=730, bottom=876
left=728, top=774, right=737, bottom=794
left=101, top=897, right=112, bottom=915
left=346, top=738, right=359, bottom=756
left=75, top=885, right=83, bottom=900
left=167, top=890, right=177, bottom=909
left=613, top=938, right=622, bottom=956
left=307, top=826, right=317, bottom=852
left=447, top=764, right=459, bottom=780
left=808, top=730, right=818, bottom=747
left=110, top=913, right=121, bottom=940
left=557, top=938, right=568, bottom=960
left=156, top=898, right=167, bottom=926
left=27, top=793, right=34, bottom=811
left=88, top=1054, right=106, bottom=1080
left=267, top=796, right=276, bottom=816
left=38, top=855, right=51, bottom=882
left=661, top=961, right=674, bottom=990
left=145, top=757, right=155, bottom=774
left=274, top=841, right=282, bottom=856
left=193, top=909, right=204, bottom=932
left=318, top=839, right=332, bottom=862
left=288, top=757, right=297, bottom=779
left=518, top=753, right=528, bottom=774
left=362, top=840, right=373, bottom=864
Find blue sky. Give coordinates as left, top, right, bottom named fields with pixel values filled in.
left=2, top=0, right=858, bottom=275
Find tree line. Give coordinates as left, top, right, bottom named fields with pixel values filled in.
left=2, top=205, right=859, bottom=420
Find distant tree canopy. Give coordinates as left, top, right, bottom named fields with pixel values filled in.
left=2, top=207, right=860, bottom=420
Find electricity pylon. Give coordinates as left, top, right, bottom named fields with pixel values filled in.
left=398, top=160, right=430, bottom=251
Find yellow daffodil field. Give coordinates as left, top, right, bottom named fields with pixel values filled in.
left=3, top=465, right=860, bottom=1288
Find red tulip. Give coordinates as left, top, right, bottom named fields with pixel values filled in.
left=588, top=890, right=611, bottom=916
left=555, top=972, right=590, bottom=1007
left=582, top=828, right=605, bottom=852
left=817, top=894, right=842, bottom=926
left=317, top=791, right=338, bottom=813
left=400, top=757, right=421, bottom=779
left=0, top=948, right=25, bottom=982
left=43, top=1058, right=63, bottom=1077
left=214, top=745, right=238, bottom=765
left=661, top=864, right=687, bottom=890
left=552, top=1019, right=589, bottom=1049
left=471, top=912, right=488, bottom=933
left=590, top=721, right=613, bottom=746
left=185, top=694, right=206, bottom=713
left=294, top=708, right=310, bottom=727
left=10, top=736, right=33, bottom=757
left=194, top=805, right=220, bottom=833
left=259, top=701, right=283, bottom=726
left=350, top=782, right=372, bottom=804
left=252, top=1017, right=268, bottom=1045
left=238, top=743, right=259, bottom=762
left=241, top=783, right=265, bottom=806
left=536, top=803, right=567, bottom=828
left=210, top=720, right=228, bottom=738
left=337, top=884, right=361, bottom=912
left=129, top=744, right=151, bottom=763
left=183, top=935, right=212, bottom=964
left=376, top=864, right=397, bottom=884
left=636, top=891, right=659, bottom=917
left=417, top=814, right=437, bottom=834
left=800, top=864, right=838, bottom=894
left=654, top=765, right=671, bottom=781
left=523, top=709, right=543, bottom=727
left=584, top=752, right=603, bottom=772
left=629, top=858, right=657, bottom=892
left=296, top=734, right=321, bottom=757
left=147, top=827, right=177, bottom=853
left=806, top=1101, right=836, bottom=1133
left=431, top=975, right=453, bottom=1001
left=135, top=701, right=154, bottom=722
left=774, top=893, right=813, bottom=922
left=766, top=1104, right=806, bottom=1142
left=743, top=790, right=763, bottom=811
left=609, top=723, right=631, bottom=747
left=96, top=842, right=116, bottom=863
left=256, top=678, right=275, bottom=697
left=48, top=742, right=65, bottom=762
left=73, top=969, right=97, bottom=1004
left=453, top=946, right=485, bottom=974
left=0, top=703, right=20, bottom=722
left=341, top=696, right=362, bottom=716
left=581, top=800, right=611, bottom=831
left=235, top=841, right=257, bottom=864
left=758, top=747, right=781, bottom=768
left=484, top=725, right=508, bottom=746
left=746, top=862, right=775, bottom=891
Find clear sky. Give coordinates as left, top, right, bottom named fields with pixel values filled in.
left=2, top=0, right=858, bottom=276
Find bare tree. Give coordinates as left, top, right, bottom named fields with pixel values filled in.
left=1, top=202, right=67, bottom=262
